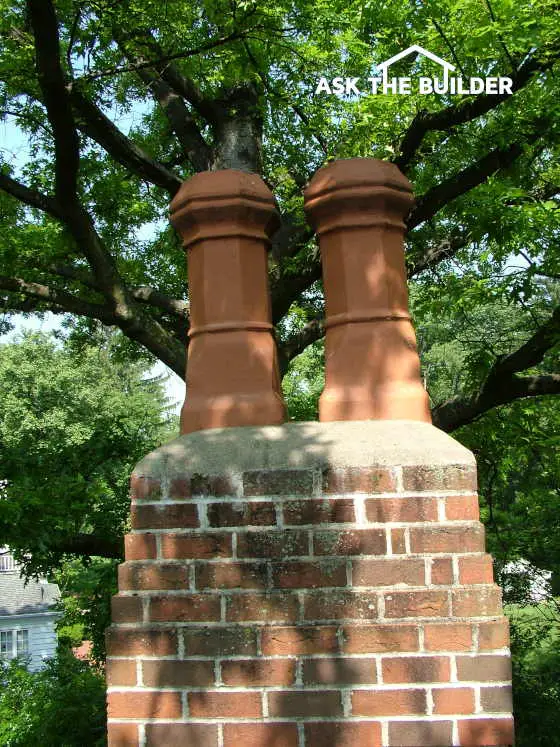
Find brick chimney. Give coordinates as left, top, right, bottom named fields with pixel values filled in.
left=106, top=163, right=513, bottom=747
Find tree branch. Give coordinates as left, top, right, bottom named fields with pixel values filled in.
left=433, top=373, right=560, bottom=432
left=394, top=51, right=560, bottom=172
left=52, top=532, right=122, bottom=559
left=277, top=317, right=324, bottom=374
left=407, top=230, right=471, bottom=276
left=27, top=0, right=80, bottom=202
left=79, top=28, right=255, bottom=83
left=271, top=262, right=322, bottom=325
left=408, top=135, right=539, bottom=229
left=0, top=274, right=117, bottom=324
left=69, top=85, right=183, bottom=194
left=129, top=285, right=189, bottom=320
left=432, top=305, right=560, bottom=431
left=131, top=65, right=212, bottom=172
left=0, top=172, right=64, bottom=221
left=117, top=29, right=221, bottom=125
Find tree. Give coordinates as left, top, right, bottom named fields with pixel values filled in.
left=0, top=650, right=107, bottom=746
left=0, top=0, right=558, bottom=432
left=0, top=330, right=176, bottom=570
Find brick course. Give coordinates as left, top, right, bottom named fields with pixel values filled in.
left=108, top=458, right=513, bottom=747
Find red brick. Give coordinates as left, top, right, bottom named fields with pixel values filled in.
left=458, top=717, right=514, bottom=745
left=456, top=655, right=512, bottom=682
left=433, top=687, right=475, bottom=714
left=430, top=557, right=454, bottom=585
left=130, top=474, right=161, bottom=501
left=107, top=691, right=181, bottom=719
left=125, top=533, right=157, bottom=560
left=480, top=685, right=513, bottom=712
left=105, top=658, right=137, bottom=686
left=149, top=594, right=220, bottom=622
left=207, top=501, right=276, bottom=527
left=236, top=530, right=308, bottom=558
left=182, top=626, right=258, bottom=656
left=365, top=496, right=438, bottom=522
left=382, top=655, right=450, bottom=683
left=161, top=532, right=232, bottom=559
left=452, top=586, right=502, bottom=617
left=352, top=688, right=426, bottom=715
left=272, top=560, right=347, bottom=588
left=226, top=591, right=299, bottom=622
left=410, top=524, right=485, bottom=553
left=169, top=477, right=192, bottom=499
left=303, top=657, right=377, bottom=685
left=459, top=555, right=494, bottom=584
left=197, top=561, right=269, bottom=589
left=168, top=475, right=237, bottom=500
left=353, top=558, right=425, bottom=587
left=424, top=623, right=473, bottom=651
left=343, top=624, right=418, bottom=653
left=478, top=619, right=510, bottom=650
left=223, top=724, right=299, bottom=747
left=145, top=724, right=218, bottom=747
left=108, top=723, right=139, bottom=747
left=142, top=659, right=214, bottom=687
left=389, top=720, right=453, bottom=746
left=391, top=528, right=407, bottom=554
left=402, top=465, right=477, bottom=492
left=261, top=625, right=339, bottom=655
left=304, top=590, right=378, bottom=621
left=106, top=628, right=177, bottom=656
left=189, top=691, right=261, bottom=718
left=283, top=498, right=355, bottom=525
left=244, top=469, right=314, bottom=495
left=314, top=529, right=386, bottom=556
left=184, top=473, right=213, bottom=496
left=324, top=467, right=396, bottom=494
left=111, top=594, right=143, bottom=623
left=208, top=475, right=239, bottom=496
left=268, top=690, right=342, bottom=717
left=119, top=562, right=190, bottom=591
left=305, top=722, right=382, bottom=747
left=446, top=495, right=480, bottom=520
left=384, top=590, right=449, bottom=618
left=131, top=503, right=198, bottom=529
left=221, top=658, right=296, bottom=686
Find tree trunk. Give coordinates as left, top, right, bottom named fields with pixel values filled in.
left=211, top=84, right=263, bottom=173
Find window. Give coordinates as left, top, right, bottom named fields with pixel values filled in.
left=16, top=630, right=28, bottom=656
left=0, top=629, right=29, bottom=659
left=0, top=631, right=13, bottom=658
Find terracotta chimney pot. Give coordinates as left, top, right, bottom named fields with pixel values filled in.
left=170, top=170, right=285, bottom=434
left=304, top=158, right=431, bottom=423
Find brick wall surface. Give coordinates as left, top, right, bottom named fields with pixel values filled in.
left=106, top=426, right=514, bottom=747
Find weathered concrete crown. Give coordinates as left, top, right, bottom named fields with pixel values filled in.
left=133, top=421, right=474, bottom=481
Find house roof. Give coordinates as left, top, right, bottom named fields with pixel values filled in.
left=377, top=44, right=455, bottom=72
left=0, top=571, right=60, bottom=616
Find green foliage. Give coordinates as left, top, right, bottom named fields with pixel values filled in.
left=0, top=650, right=107, bottom=747
left=282, top=340, right=324, bottom=421
left=54, top=558, right=119, bottom=664
left=507, top=603, right=560, bottom=746
left=0, top=330, right=176, bottom=576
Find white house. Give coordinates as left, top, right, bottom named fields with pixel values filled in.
left=0, top=548, right=60, bottom=671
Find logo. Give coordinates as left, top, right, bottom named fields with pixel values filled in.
left=315, top=44, right=513, bottom=96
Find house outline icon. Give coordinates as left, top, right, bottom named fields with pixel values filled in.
left=376, top=44, right=456, bottom=88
